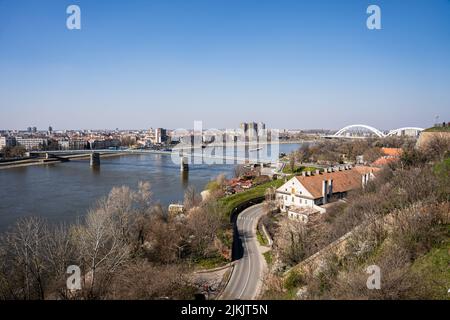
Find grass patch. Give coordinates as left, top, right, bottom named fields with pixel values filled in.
left=410, top=233, right=450, bottom=299
left=257, top=230, right=269, bottom=246
left=217, top=228, right=233, bottom=249
left=284, top=270, right=305, bottom=291
left=262, top=287, right=298, bottom=300
left=219, top=179, right=284, bottom=217
left=423, top=126, right=450, bottom=132
left=194, top=254, right=229, bottom=270
left=263, top=251, right=273, bottom=266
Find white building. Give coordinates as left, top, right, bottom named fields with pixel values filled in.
left=15, top=137, right=47, bottom=151
left=276, top=166, right=378, bottom=222
left=0, top=136, right=15, bottom=149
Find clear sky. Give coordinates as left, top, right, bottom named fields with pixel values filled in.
left=0, top=0, right=449, bottom=131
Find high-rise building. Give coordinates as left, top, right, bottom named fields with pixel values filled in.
left=239, top=122, right=266, bottom=137
left=154, top=128, right=168, bottom=144
left=48, top=126, right=53, bottom=134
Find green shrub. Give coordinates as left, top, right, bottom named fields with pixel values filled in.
left=284, top=270, right=305, bottom=290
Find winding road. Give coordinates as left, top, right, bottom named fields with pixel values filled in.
left=220, top=203, right=267, bottom=300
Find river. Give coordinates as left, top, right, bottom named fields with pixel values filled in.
left=0, top=143, right=301, bottom=231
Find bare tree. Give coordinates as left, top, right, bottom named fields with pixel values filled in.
left=274, top=219, right=307, bottom=266
left=289, top=154, right=296, bottom=173
left=0, top=217, right=48, bottom=299
left=72, top=202, right=131, bottom=299
left=109, top=261, right=196, bottom=299
left=234, top=164, right=246, bottom=178
left=183, top=186, right=202, bottom=211
left=424, top=136, right=450, bottom=162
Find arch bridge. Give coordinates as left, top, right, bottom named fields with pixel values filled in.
left=333, top=124, right=424, bottom=138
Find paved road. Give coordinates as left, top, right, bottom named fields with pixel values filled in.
left=220, top=203, right=267, bottom=300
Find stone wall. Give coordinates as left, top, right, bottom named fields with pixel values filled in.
left=416, top=131, right=450, bottom=149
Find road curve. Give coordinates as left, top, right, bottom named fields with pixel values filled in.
left=220, top=203, right=267, bottom=300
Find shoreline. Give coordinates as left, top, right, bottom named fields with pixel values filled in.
left=0, top=141, right=306, bottom=170
left=0, top=152, right=126, bottom=170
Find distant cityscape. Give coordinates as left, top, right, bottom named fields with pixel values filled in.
left=0, top=122, right=290, bottom=152
left=1, top=120, right=433, bottom=154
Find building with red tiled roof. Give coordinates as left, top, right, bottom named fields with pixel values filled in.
left=381, top=147, right=402, bottom=157
left=276, top=166, right=379, bottom=221
left=372, top=147, right=402, bottom=167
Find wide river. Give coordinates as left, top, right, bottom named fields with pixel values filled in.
left=0, top=143, right=300, bottom=231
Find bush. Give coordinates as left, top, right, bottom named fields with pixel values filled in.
left=284, top=270, right=305, bottom=290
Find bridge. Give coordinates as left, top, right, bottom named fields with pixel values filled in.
left=40, top=148, right=276, bottom=165
left=331, top=124, right=424, bottom=138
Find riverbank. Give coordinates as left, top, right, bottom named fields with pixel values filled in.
left=0, top=152, right=126, bottom=170
left=0, top=158, right=63, bottom=170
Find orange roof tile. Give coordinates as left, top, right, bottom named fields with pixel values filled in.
left=372, top=156, right=399, bottom=167
left=295, top=166, right=379, bottom=199
left=381, top=147, right=402, bottom=157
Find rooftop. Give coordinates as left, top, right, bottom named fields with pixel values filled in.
left=294, top=166, right=379, bottom=199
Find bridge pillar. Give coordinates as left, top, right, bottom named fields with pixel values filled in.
left=90, top=153, right=100, bottom=167
left=180, top=155, right=189, bottom=172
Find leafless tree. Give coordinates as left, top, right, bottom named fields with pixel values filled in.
left=234, top=164, right=246, bottom=178
left=0, top=217, right=48, bottom=299
left=72, top=202, right=131, bottom=299
left=274, top=219, right=307, bottom=266
left=424, top=136, right=450, bottom=162
left=109, top=261, right=196, bottom=299
left=183, top=186, right=202, bottom=211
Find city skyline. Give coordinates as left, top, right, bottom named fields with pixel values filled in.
left=1, top=0, right=450, bottom=130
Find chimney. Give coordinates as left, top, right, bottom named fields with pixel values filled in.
left=322, top=180, right=328, bottom=204
left=306, top=171, right=311, bottom=176
left=302, top=171, right=306, bottom=177
left=315, top=169, right=320, bottom=175
left=328, top=179, right=333, bottom=198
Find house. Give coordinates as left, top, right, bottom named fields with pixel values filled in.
left=372, top=147, right=402, bottom=167
left=276, top=166, right=379, bottom=222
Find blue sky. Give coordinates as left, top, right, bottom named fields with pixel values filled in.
left=0, top=0, right=449, bottom=130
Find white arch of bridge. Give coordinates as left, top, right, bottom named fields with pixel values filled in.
left=334, top=124, right=385, bottom=138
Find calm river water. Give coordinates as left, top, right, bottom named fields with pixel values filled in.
left=0, top=143, right=300, bottom=231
